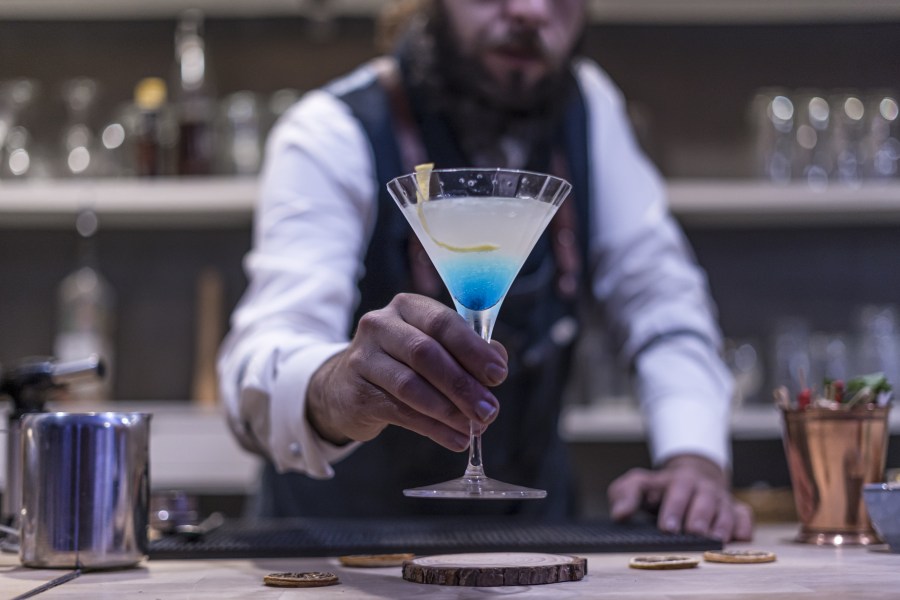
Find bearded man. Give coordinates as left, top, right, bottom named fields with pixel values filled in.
left=218, top=0, right=753, bottom=541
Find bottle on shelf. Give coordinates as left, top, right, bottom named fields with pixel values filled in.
left=53, top=210, right=116, bottom=403
left=172, top=9, right=215, bottom=176
left=864, top=91, right=899, bottom=179
left=218, top=91, right=262, bottom=175
left=131, top=77, right=177, bottom=177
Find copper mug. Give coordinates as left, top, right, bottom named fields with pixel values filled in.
left=781, top=405, right=890, bottom=545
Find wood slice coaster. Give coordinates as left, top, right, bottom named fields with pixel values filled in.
left=402, top=552, right=587, bottom=586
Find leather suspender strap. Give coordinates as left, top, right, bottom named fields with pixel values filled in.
left=550, top=152, right=581, bottom=301
left=372, top=57, right=443, bottom=297
left=373, top=56, right=581, bottom=301
left=371, top=57, right=430, bottom=172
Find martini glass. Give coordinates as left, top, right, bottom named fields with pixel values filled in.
left=387, top=167, right=571, bottom=499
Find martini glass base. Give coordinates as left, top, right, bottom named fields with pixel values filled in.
left=403, top=475, right=547, bottom=500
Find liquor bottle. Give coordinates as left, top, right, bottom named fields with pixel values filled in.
left=132, top=77, right=175, bottom=177
left=53, top=210, right=116, bottom=402
left=219, top=91, right=262, bottom=175
left=173, top=9, right=215, bottom=175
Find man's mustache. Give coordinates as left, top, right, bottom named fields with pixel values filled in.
left=486, top=28, right=548, bottom=59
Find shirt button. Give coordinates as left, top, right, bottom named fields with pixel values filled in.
left=289, top=442, right=301, bottom=456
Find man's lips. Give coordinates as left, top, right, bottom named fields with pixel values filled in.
left=487, top=45, right=545, bottom=68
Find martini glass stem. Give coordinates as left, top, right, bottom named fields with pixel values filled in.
left=459, top=304, right=498, bottom=340
left=455, top=303, right=502, bottom=484
left=465, top=420, right=485, bottom=478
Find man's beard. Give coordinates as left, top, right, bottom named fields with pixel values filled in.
left=431, top=12, right=562, bottom=114
left=400, top=10, right=573, bottom=167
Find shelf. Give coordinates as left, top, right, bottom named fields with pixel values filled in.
left=2, top=398, right=893, bottom=492
left=668, top=179, right=900, bottom=227
left=0, top=176, right=257, bottom=228
left=0, top=0, right=897, bottom=23
left=2, top=177, right=900, bottom=229
left=0, top=401, right=261, bottom=494
left=587, top=0, right=900, bottom=24
left=0, top=0, right=384, bottom=20
left=560, top=402, right=900, bottom=443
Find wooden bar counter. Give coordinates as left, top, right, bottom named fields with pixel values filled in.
left=2, top=524, right=897, bottom=598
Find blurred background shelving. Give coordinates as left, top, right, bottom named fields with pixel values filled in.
left=0, top=0, right=899, bottom=23
left=2, top=3, right=899, bottom=509
left=3, top=177, right=900, bottom=228
left=3, top=2, right=899, bottom=181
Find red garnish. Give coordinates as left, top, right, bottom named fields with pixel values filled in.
left=833, top=380, right=844, bottom=403
left=797, top=388, right=811, bottom=409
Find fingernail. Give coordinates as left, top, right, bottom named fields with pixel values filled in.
left=664, top=517, right=680, bottom=532
left=609, top=501, right=625, bottom=519
left=485, top=362, right=507, bottom=385
left=451, top=433, right=469, bottom=451
left=475, top=399, right=498, bottom=422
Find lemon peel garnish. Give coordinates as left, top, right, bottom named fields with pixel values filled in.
left=413, top=163, right=500, bottom=253
left=414, top=162, right=433, bottom=200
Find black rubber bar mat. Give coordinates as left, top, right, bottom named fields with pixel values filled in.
left=149, top=517, right=722, bottom=559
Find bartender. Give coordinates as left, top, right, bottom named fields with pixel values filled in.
left=218, top=0, right=753, bottom=541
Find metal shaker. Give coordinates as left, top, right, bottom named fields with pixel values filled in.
left=19, top=412, right=151, bottom=569
left=1, top=355, right=106, bottom=529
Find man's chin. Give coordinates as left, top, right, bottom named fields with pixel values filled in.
left=479, top=77, right=553, bottom=112
left=476, top=56, right=565, bottom=110
left=484, top=57, right=547, bottom=88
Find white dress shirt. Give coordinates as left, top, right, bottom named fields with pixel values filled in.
left=217, top=57, right=734, bottom=480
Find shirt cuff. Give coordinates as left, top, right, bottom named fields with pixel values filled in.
left=269, top=341, right=361, bottom=478
left=634, top=336, right=733, bottom=470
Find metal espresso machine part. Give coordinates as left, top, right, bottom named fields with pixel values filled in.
left=1, top=355, right=106, bottom=528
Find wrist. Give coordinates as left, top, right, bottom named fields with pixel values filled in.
left=306, top=353, right=353, bottom=446
left=663, top=454, right=729, bottom=485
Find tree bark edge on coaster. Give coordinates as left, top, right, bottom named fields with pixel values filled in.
left=402, top=552, right=587, bottom=586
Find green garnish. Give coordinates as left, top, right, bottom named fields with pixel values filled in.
left=843, top=372, right=892, bottom=408
left=846, top=372, right=892, bottom=396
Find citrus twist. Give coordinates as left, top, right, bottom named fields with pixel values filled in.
left=414, top=163, right=499, bottom=253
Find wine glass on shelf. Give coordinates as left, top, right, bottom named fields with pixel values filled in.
left=60, top=77, right=99, bottom=177
left=387, top=166, right=571, bottom=499
left=0, top=78, right=41, bottom=179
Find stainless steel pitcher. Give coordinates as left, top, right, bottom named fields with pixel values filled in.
left=19, top=412, right=151, bottom=569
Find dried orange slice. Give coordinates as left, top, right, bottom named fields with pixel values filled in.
left=628, top=556, right=700, bottom=570
left=703, top=550, right=776, bottom=564
left=339, top=553, right=415, bottom=567
left=262, top=571, right=340, bottom=587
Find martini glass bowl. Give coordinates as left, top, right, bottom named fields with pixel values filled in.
left=388, top=167, right=571, bottom=499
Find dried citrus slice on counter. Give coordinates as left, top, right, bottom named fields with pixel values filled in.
left=703, top=550, right=776, bottom=564
left=339, top=553, right=415, bottom=567
left=263, top=571, right=340, bottom=587
left=628, top=555, right=700, bottom=570
left=413, top=162, right=499, bottom=253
